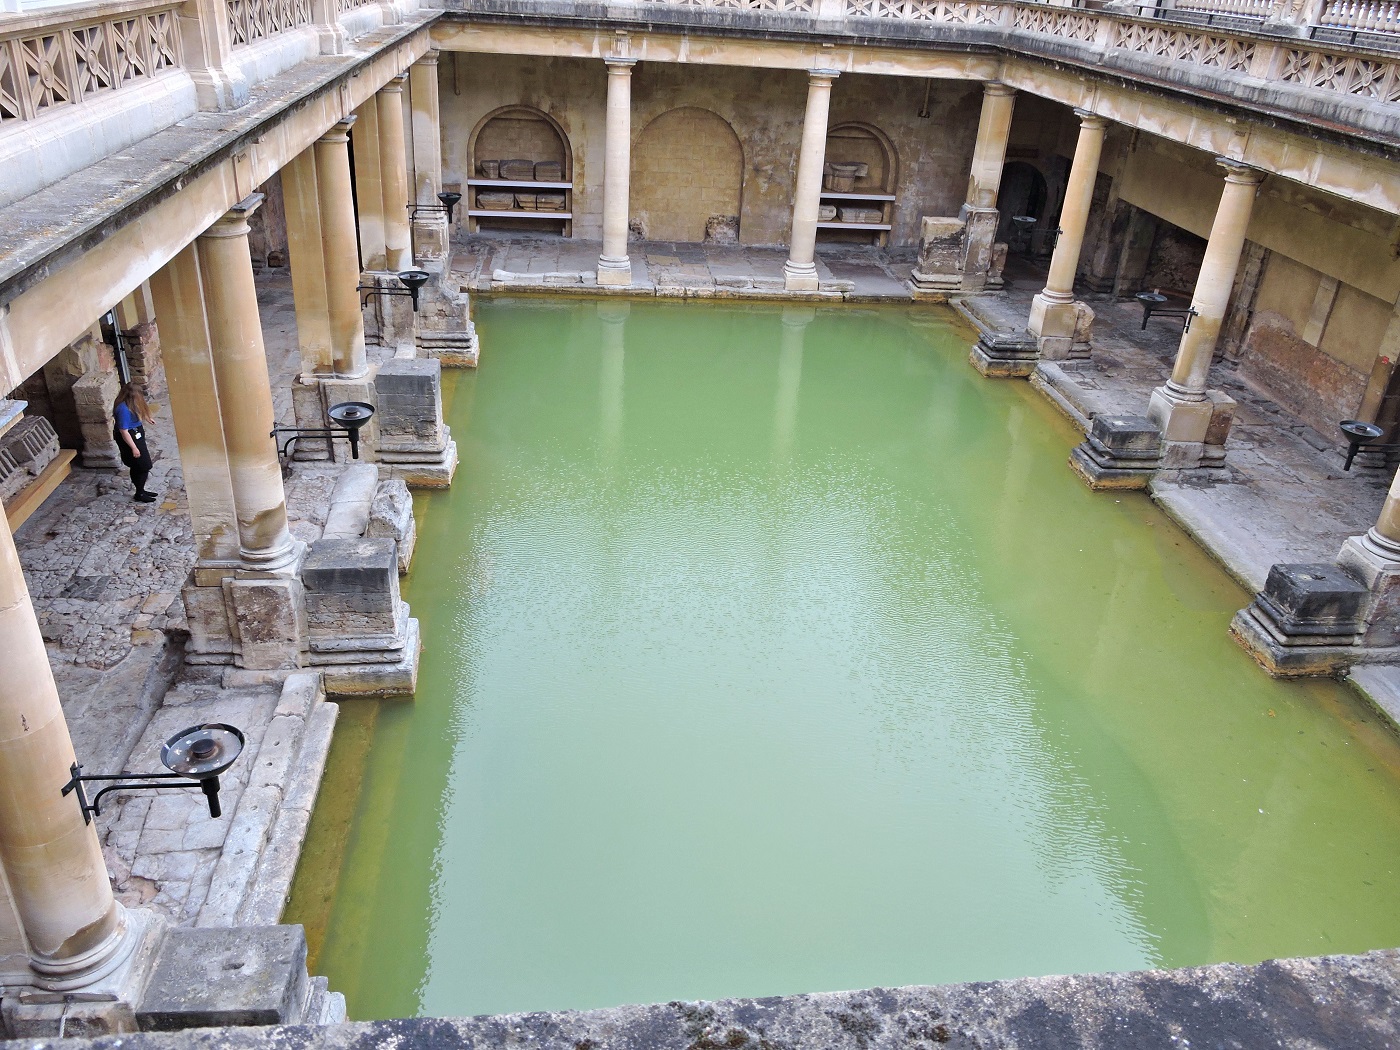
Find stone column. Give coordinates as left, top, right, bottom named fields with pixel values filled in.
left=965, top=82, right=1017, bottom=211
left=149, top=246, right=238, bottom=566
left=282, top=145, right=333, bottom=379
left=409, top=52, right=449, bottom=262
left=1026, top=109, right=1107, bottom=359
left=597, top=58, right=637, bottom=288
left=377, top=74, right=413, bottom=274
left=315, top=118, right=369, bottom=379
left=352, top=99, right=387, bottom=272
left=196, top=195, right=299, bottom=572
left=0, top=510, right=128, bottom=989
left=783, top=69, right=839, bottom=293
left=1147, top=160, right=1263, bottom=466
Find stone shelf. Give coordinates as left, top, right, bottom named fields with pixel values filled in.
left=466, top=178, right=575, bottom=191
left=819, top=191, right=897, bottom=201
left=817, top=221, right=893, bottom=230
left=467, top=210, right=572, bottom=219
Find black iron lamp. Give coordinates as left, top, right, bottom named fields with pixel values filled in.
left=408, top=191, right=463, bottom=225
left=271, top=400, right=375, bottom=461
left=1341, top=419, right=1388, bottom=471
left=1010, top=215, right=1036, bottom=254
left=63, top=723, right=245, bottom=823
left=358, top=269, right=431, bottom=312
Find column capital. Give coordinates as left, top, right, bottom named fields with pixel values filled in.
left=1072, top=108, right=1109, bottom=130
left=416, top=48, right=440, bottom=67
left=319, top=115, right=356, bottom=143
left=983, top=81, right=1017, bottom=97
left=1217, top=157, right=1265, bottom=185
left=381, top=72, right=408, bottom=94
left=808, top=67, right=841, bottom=82
left=203, top=192, right=265, bottom=239
left=605, top=57, right=637, bottom=71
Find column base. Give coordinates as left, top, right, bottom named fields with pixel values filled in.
left=969, top=330, right=1039, bottom=378
left=597, top=256, right=633, bottom=287
left=782, top=260, right=820, bottom=293
left=1230, top=562, right=1369, bottom=677
left=411, top=216, right=450, bottom=264
left=414, top=269, right=480, bottom=367
left=361, top=272, right=417, bottom=351
left=5, top=907, right=165, bottom=1037
left=373, top=358, right=457, bottom=488
left=1146, top=385, right=1236, bottom=469
left=1026, top=291, right=1078, bottom=361
left=1337, top=533, right=1400, bottom=650
left=1068, top=414, right=1163, bottom=490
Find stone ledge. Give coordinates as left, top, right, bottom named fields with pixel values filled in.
left=15, top=948, right=1400, bottom=1048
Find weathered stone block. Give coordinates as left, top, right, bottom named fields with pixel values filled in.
left=366, top=479, right=416, bottom=573
left=136, top=925, right=311, bottom=1030
left=969, top=330, right=1039, bottom=378
left=302, top=538, right=401, bottom=654
left=374, top=358, right=445, bottom=454
left=302, top=537, right=397, bottom=594
left=227, top=577, right=307, bottom=671
left=1090, top=415, right=1162, bottom=459
left=182, top=579, right=236, bottom=661
left=1255, top=563, right=1368, bottom=638
left=1068, top=415, right=1163, bottom=490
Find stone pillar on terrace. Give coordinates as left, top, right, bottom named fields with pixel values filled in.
left=783, top=70, right=839, bottom=293
left=317, top=119, right=370, bottom=379
left=378, top=74, right=413, bottom=275
left=352, top=99, right=388, bottom=272
left=1025, top=109, right=1106, bottom=360
left=1146, top=160, right=1263, bottom=469
left=310, top=0, right=346, bottom=55
left=196, top=195, right=300, bottom=575
left=0, top=510, right=157, bottom=1033
left=173, top=0, right=248, bottom=111
left=597, top=58, right=637, bottom=288
left=911, top=82, right=1014, bottom=298
left=409, top=52, right=449, bottom=263
left=962, top=82, right=1016, bottom=288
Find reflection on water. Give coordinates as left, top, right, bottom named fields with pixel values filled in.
left=288, top=298, right=1400, bottom=1022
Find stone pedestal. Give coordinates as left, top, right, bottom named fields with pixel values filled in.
left=1337, top=533, right=1400, bottom=651
left=1026, top=292, right=1084, bottom=361
left=1230, top=563, right=1368, bottom=676
left=969, top=330, right=1039, bottom=378
left=302, top=538, right=419, bottom=697
left=73, top=368, right=120, bottom=469
left=1069, top=415, right=1162, bottom=490
left=910, top=208, right=1006, bottom=297
left=373, top=358, right=457, bottom=488
left=361, top=272, right=417, bottom=351
left=1147, top=386, right=1236, bottom=469
left=415, top=271, right=480, bottom=368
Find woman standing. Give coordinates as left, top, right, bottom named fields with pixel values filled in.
left=113, top=382, right=157, bottom=503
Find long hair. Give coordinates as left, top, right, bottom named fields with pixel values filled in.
left=114, top=382, right=155, bottom=426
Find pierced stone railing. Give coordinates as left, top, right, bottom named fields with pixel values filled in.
left=226, top=0, right=315, bottom=47
left=0, top=1, right=182, bottom=125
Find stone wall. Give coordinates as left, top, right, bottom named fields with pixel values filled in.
left=440, top=56, right=980, bottom=247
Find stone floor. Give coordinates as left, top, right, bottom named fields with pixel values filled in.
left=13, top=273, right=358, bottom=926
left=455, top=231, right=919, bottom=298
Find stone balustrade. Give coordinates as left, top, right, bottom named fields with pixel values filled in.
left=226, top=0, right=315, bottom=48
left=1318, top=0, right=1400, bottom=30
left=0, top=0, right=184, bottom=125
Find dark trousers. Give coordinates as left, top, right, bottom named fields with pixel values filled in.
left=116, top=425, right=152, bottom=494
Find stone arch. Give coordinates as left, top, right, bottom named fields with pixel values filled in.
left=824, top=121, right=897, bottom=194
left=995, top=161, right=1048, bottom=246
left=468, top=105, right=573, bottom=179
left=631, top=107, right=744, bottom=243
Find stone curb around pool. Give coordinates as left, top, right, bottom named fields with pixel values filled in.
left=13, top=948, right=1400, bottom=1049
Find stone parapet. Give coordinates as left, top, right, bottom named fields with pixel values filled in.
left=26, top=947, right=1400, bottom=1048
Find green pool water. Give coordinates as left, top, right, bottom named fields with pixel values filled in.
left=286, top=297, right=1400, bottom=1022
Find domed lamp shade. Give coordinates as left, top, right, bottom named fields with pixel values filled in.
left=397, top=269, right=431, bottom=311
left=163, top=723, right=245, bottom=819
left=328, top=401, right=376, bottom=460
left=437, top=191, right=463, bottom=223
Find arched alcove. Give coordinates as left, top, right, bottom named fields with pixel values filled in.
left=467, top=106, right=574, bottom=234
left=819, top=122, right=897, bottom=245
left=631, top=107, right=744, bottom=243
left=995, top=161, right=1048, bottom=250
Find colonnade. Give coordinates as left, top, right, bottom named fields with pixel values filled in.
left=0, top=50, right=445, bottom=1001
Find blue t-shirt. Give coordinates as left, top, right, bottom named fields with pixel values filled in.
left=114, top=402, right=140, bottom=432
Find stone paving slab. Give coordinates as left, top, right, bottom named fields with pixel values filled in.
left=16, top=948, right=1400, bottom=1049
left=456, top=232, right=917, bottom=301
